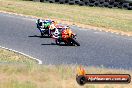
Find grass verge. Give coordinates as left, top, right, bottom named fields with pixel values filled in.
left=0, top=0, right=132, bottom=36
left=0, top=48, right=37, bottom=64
left=0, top=48, right=132, bottom=88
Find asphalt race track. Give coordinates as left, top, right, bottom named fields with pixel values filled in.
left=0, top=12, right=132, bottom=70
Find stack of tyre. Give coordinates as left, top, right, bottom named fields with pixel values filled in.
left=78, top=0, right=132, bottom=10
left=33, top=0, right=132, bottom=10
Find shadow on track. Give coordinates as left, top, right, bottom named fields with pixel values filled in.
left=28, top=35, right=51, bottom=38
left=41, top=43, right=70, bottom=46
left=41, top=43, right=56, bottom=46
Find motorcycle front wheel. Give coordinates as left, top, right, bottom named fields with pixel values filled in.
left=71, top=38, right=80, bottom=46
left=55, top=39, right=61, bottom=45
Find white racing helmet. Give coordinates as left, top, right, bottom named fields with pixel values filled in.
left=52, top=28, right=60, bottom=39
left=37, top=19, right=44, bottom=27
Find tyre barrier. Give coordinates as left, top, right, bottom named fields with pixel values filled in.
left=33, top=0, right=132, bottom=10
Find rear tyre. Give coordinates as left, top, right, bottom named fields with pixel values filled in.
left=117, top=2, right=123, bottom=8
left=98, top=2, right=104, bottom=7
left=113, top=2, right=118, bottom=7
left=122, top=3, right=129, bottom=9
left=68, top=0, right=75, bottom=5
left=94, top=1, right=99, bottom=6
left=103, top=2, right=109, bottom=7
left=128, top=6, right=132, bottom=10
left=79, top=1, right=85, bottom=6
left=59, top=0, right=65, bottom=4
left=69, top=2, right=75, bottom=5
left=49, top=0, right=55, bottom=3
left=108, top=4, right=113, bottom=8
left=89, top=2, right=95, bottom=6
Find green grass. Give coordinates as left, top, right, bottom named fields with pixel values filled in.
left=0, top=80, right=36, bottom=88
left=0, top=48, right=132, bottom=88
left=0, top=48, right=37, bottom=64
left=0, top=0, right=132, bottom=33
left=0, top=64, right=132, bottom=88
left=0, top=1, right=132, bottom=87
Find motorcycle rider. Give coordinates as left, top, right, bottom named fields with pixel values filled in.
left=48, top=21, right=58, bottom=35
left=36, top=19, right=53, bottom=36
left=52, top=26, right=70, bottom=40
left=36, top=19, right=44, bottom=29
left=44, top=19, right=52, bottom=29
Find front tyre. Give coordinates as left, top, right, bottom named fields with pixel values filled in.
left=55, top=39, right=61, bottom=45
left=71, top=38, right=80, bottom=46
left=41, top=33, right=44, bottom=37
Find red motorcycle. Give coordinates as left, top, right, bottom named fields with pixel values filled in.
left=52, top=26, right=80, bottom=46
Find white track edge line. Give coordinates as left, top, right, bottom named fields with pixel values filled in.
left=0, top=46, right=42, bottom=64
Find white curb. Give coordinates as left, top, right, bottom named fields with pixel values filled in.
left=0, top=46, right=42, bottom=64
